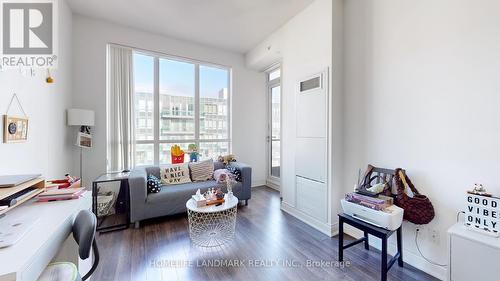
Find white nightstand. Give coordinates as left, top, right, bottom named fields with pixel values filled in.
left=447, top=223, right=500, bottom=281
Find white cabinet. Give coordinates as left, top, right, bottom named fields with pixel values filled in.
left=448, top=223, right=500, bottom=281
left=296, top=176, right=327, bottom=222
left=294, top=70, right=328, bottom=223
left=295, top=138, right=327, bottom=183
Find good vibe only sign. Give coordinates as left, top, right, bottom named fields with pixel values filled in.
left=465, top=193, right=500, bottom=237
left=0, top=0, right=58, bottom=69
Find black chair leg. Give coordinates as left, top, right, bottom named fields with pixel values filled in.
left=397, top=227, right=404, bottom=267
left=338, top=219, right=344, bottom=262
left=245, top=199, right=248, bottom=206
left=364, top=231, right=369, bottom=250
left=381, top=238, right=387, bottom=281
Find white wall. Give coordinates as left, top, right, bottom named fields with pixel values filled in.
left=344, top=0, right=500, bottom=279
left=247, top=0, right=340, bottom=235
left=71, top=15, right=266, bottom=186
left=0, top=0, right=74, bottom=178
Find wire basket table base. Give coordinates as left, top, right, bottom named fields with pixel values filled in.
left=187, top=206, right=237, bottom=247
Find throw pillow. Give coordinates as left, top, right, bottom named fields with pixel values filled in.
left=160, top=163, right=192, bottom=185
left=147, top=175, right=161, bottom=193
left=189, top=159, right=214, bottom=182
left=214, top=169, right=234, bottom=183
left=226, top=166, right=242, bottom=182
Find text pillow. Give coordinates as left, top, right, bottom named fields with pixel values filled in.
left=189, top=159, right=214, bottom=182
left=160, top=163, right=192, bottom=185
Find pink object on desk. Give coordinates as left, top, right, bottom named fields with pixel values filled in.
left=36, top=189, right=86, bottom=202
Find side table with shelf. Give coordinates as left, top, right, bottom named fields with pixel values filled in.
left=92, top=171, right=130, bottom=233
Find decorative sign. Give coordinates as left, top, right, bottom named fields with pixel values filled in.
left=465, top=193, right=500, bottom=237
left=160, top=163, right=191, bottom=185
left=3, top=115, right=29, bottom=143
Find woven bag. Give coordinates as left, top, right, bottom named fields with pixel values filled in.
left=393, top=168, right=435, bottom=224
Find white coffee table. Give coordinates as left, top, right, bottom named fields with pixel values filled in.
left=186, top=195, right=238, bottom=247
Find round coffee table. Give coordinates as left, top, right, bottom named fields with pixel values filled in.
left=186, top=195, right=238, bottom=247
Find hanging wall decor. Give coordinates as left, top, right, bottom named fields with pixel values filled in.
left=76, top=132, right=92, bottom=148
left=3, top=94, right=29, bottom=143
left=46, top=69, right=54, bottom=83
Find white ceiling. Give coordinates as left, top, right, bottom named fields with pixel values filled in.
left=66, top=0, right=314, bottom=53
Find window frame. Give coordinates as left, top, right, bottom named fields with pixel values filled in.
left=133, top=49, right=232, bottom=166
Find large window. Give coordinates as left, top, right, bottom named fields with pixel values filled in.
left=133, top=52, right=231, bottom=166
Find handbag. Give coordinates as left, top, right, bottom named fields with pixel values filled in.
left=393, top=168, right=435, bottom=224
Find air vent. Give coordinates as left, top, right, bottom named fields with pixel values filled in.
left=299, top=76, right=321, bottom=93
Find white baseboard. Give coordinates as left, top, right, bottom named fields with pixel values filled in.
left=343, top=226, right=446, bottom=280
left=265, top=180, right=280, bottom=191
left=251, top=179, right=266, bottom=187
left=281, top=202, right=338, bottom=237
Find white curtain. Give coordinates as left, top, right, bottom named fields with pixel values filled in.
left=107, top=45, right=135, bottom=171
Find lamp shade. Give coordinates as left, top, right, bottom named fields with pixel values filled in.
left=67, top=108, right=95, bottom=126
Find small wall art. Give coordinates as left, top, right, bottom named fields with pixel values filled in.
left=3, top=115, right=29, bottom=143
left=77, top=132, right=92, bottom=148
left=3, top=94, right=29, bottom=143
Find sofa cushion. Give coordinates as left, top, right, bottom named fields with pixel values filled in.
left=144, top=166, right=160, bottom=178
left=160, top=163, right=191, bottom=185
left=214, top=161, right=225, bottom=170
left=226, top=166, right=242, bottom=182
left=189, top=159, right=214, bottom=182
left=147, top=175, right=161, bottom=193
left=214, top=169, right=233, bottom=183
left=146, top=180, right=243, bottom=205
left=147, top=180, right=219, bottom=204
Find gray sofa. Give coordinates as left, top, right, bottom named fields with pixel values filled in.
left=128, top=161, right=251, bottom=227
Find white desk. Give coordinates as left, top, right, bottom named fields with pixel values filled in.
left=0, top=193, right=91, bottom=281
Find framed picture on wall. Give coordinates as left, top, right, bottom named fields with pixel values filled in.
left=76, top=132, right=92, bottom=148
left=3, top=115, right=29, bottom=143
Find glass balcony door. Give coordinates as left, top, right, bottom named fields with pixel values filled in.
left=267, top=67, right=281, bottom=188
left=270, top=85, right=281, bottom=178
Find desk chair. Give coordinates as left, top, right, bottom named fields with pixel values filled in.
left=38, top=210, right=100, bottom=281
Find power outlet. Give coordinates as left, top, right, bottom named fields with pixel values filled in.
left=428, top=229, right=440, bottom=244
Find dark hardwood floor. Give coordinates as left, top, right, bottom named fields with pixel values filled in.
left=93, top=186, right=438, bottom=281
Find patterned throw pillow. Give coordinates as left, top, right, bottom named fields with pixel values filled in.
left=160, top=163, right=192, bottom=185
left=189, top=159, right=214, bottom=182
left=147, top=175, right=161, bottom=193
left=226, top=166, right=242, bottom=182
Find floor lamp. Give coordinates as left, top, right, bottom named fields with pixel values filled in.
left=67, top=108, right=95, bottom=187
